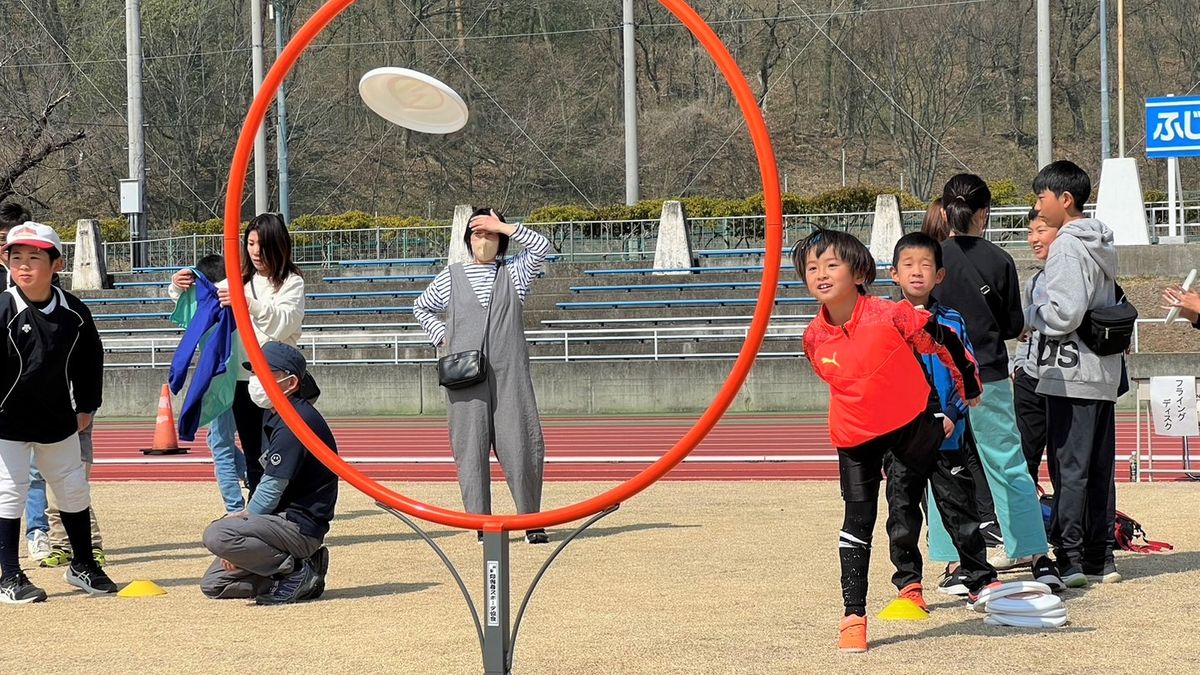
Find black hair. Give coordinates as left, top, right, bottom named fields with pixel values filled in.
left=792, top=228, right=875, bottom=295
left=195, top=254, right=226, bottom=283
left=1027, top=206, right=1041, bottom=223
left=464, top=207, right=510, bottom=260
left=892, top=232, right=943, bottom=270
left=941, top=174, right=992, bottom=234
left=1032, top=160, right=1092, bottom=211
left=241, top=213, right=302, bottom=287
left=0, top=201, right=32, bottom=231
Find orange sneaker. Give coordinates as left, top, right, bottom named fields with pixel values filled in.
left=838, top=615, right=868, bottom=653
left=898, top=582, right=928, bottom=612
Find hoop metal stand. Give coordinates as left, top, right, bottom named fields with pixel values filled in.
left=379, top=503, right=621, bottom=674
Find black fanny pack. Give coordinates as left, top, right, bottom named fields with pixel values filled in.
left=1077, top=282, right=1137, bottom=356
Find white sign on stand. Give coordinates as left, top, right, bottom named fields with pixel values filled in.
left=1149, top=376, right=1199, bottom=437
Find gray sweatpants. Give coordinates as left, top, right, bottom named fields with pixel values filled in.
left=200, top=513, right=321, bottom=599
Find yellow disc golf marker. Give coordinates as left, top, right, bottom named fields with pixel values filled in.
left=118, top=579, right=167, bottom=598
left=877, top=598, right=929, bottom=621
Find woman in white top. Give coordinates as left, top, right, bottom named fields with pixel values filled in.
left=170, top=214, right=305, bottom=493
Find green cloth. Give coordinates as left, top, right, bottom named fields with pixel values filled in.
left=170, top=279, right=237, bottom=428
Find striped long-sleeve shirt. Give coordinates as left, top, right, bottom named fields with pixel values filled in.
left=413, top=224, right=550, bottom=347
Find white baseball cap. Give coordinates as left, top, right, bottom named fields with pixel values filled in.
left=3, top=222, right=63, bottom=255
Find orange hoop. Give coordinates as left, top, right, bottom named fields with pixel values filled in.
left=224, top=0, right=782, bottom=532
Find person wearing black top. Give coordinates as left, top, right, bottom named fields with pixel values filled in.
left=932, top=175, right=1061, bottom=591
left=200, top=342, right=337, bottom=605
left=0, top=223, right=117, bottom=604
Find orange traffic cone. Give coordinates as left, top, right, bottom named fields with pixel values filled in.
left=140, top=384, right=188, bottom=455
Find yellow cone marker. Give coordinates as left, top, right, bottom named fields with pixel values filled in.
left=117, top=579, right=167, bottom=598
left=877, top=598, right=929, bottom=621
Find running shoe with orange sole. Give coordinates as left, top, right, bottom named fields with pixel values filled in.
left=898, top=582, right=929, bottom=612
left=838, top=615, right=868, bottom=653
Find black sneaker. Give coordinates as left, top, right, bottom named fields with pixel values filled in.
left=1060, top=563, right=1089, bottom=589
left=256, top=560, right=317, bottom=606
left=65, top=561, right=118, bottom=595
left=1083, top=560, right=1122, bottom=584
left=936, top=565, right=968, bottom=596
left=525, top=529, right=550, bottom=545
left=1032, top=555, right=1065, bottom=592
left=0, top=571, right=48, bottom=604
left=303, top=547, right=330, bottom=600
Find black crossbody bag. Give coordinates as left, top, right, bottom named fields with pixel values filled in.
left=437, top=266, right=498, bottom=389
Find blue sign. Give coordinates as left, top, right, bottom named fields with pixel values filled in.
left=1146, top=96, right=1200, bottom=158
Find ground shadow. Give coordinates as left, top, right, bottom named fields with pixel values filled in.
left=1109, top=549, right=1200, bottom=580
left=570, top=521, right=701, bottom=541
left=106, top=550, right=212, bottom=567
left=319, top=580, right=439, bottom=600
left=324, top=529, right=460, bottom=547
left=871, top=615, right=1097, bottom=647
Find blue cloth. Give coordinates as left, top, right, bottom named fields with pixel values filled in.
left=919, top=302, right=973, bottom=450
left=168, top=274, right=235, bottom=441
left=247, top=474, right=289, bottom=515
left=208, top=409, right=246, bottom=512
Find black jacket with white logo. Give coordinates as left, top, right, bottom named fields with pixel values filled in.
left=0, top=285, right=103, bottom=443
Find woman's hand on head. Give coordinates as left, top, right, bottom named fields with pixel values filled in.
left=172, top=268, right=195, bottom=290
left=469, top=210, right=516, bottom=236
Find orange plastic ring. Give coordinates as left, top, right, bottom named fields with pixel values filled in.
left=224, top=0, right=782, bottom=532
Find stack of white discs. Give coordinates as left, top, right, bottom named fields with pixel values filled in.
left=973, top=581, right=1067, bottom=628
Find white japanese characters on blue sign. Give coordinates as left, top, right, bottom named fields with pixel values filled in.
left=1146, top=96, right=1200, bottom=158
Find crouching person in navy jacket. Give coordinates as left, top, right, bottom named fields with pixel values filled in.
left=0, top=223, right=117, bottom=604
left=201, top=342, right=337, bottom=605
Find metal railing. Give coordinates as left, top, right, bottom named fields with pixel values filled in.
left=56, top=200, right=1197, bottom=273
left=101, top=322, right=811, bottom=368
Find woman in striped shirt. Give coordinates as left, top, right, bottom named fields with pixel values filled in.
left=414, top=209, right=552, bottom=544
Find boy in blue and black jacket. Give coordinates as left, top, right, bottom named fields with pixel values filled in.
left=885, top=232, right=997, bottom=608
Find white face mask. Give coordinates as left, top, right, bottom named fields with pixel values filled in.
left=471, top=237, right=499, bottom=262
left=248, top=374, right=294, bottom=409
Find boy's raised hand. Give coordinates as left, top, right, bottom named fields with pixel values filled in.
left=172, top=268, right=195, bottom=290
left=966, top=396, right=981, bottom=408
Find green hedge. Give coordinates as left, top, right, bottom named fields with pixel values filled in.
left=526, top=186, right=925, bottom=223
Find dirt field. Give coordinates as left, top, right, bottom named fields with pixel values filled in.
left=0, top=481, right=1197, bottom=675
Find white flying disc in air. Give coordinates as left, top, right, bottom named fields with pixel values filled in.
left=984, top=613, right=1068, bottom=629
left=359, top=67, right=468, bottom=134
left=1165, top=268, right=1197, bottom=324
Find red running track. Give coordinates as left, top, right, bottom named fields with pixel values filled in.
left=91, top=414, right=1192, bottom=482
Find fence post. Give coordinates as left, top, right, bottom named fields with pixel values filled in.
left=375, top=228, right=381, bottom=260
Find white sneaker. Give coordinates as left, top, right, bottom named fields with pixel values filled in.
left=27, top=530, right=51, bottom=562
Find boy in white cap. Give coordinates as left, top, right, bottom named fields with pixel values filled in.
left=0, top=222, right=116, bottom=603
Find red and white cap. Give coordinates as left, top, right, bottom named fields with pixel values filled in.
left=3, top=222, right=62, bottom=255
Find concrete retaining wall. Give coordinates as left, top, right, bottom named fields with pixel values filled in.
left=99, top=352, right=1200, bottom=419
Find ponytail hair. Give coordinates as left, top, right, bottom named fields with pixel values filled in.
left=941, top=174, right=991, bottom=234
left=920, top=198, right=950, bottom=242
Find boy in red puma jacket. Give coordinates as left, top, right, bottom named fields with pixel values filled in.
left=797, top=229, right=993, bottom=653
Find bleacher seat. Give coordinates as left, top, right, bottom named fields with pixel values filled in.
left=556, top=297, right=817, bottom=310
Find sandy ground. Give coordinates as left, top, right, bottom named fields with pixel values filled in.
left=0, top=480, right=1197, bottom=675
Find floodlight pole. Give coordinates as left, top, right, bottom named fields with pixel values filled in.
left=1099, top=0, right=1111, bottom=160
left=272, top=1, right=292, bottom=223
left=251, top=0, right=269, bottom=214
left=1036, top=0, right=1052, bottom=169
left=125, top=0, right=147, bottom=268
left=622, top=0, right=640, bottom=205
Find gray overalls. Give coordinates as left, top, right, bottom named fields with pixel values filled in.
left=445, top=263, right=545, bottom=515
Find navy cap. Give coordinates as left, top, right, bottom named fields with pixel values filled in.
left=243, top=341, right=306, bottom=380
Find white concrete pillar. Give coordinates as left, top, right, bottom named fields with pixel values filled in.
left=868, top=195, right=904, bottom=263
left=1095, top=157, right=1151, bottom=245
left=652, top=200, right=694, bottom=274
left=71, top=219, right=109, bottom=290
left=447, top=204, right=474, bottom=264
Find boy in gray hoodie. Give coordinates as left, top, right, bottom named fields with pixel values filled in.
left=1026, top=160, right=1123, bottom=587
